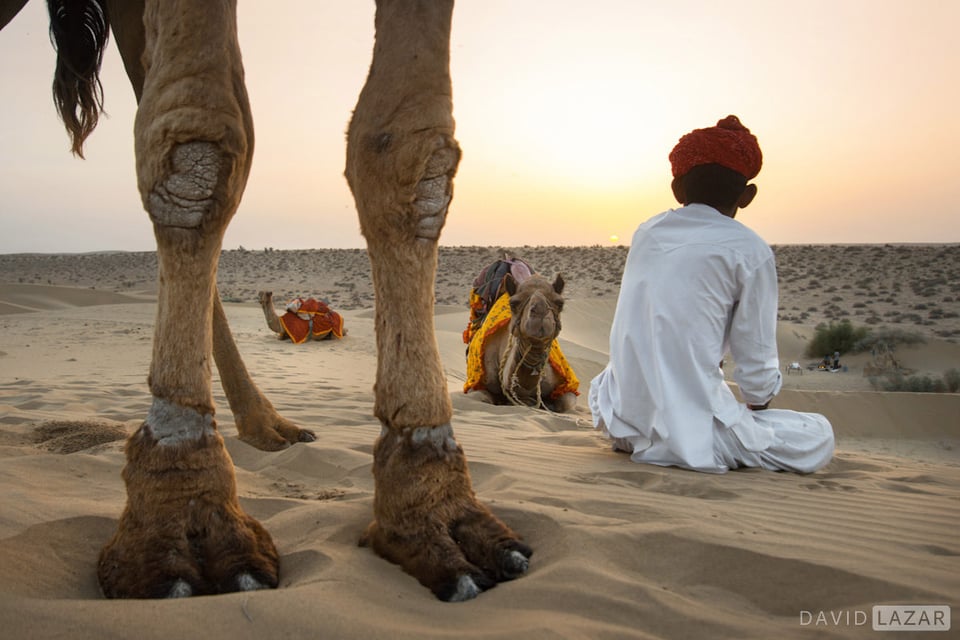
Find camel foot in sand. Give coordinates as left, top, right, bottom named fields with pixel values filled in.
left=98, top=425, right=279, bottom=598
left=359, top=424, right=532, bottom=601
left=237, top=411, right=316, bottom=452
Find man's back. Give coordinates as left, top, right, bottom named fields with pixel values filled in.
left=621, top=202, right=775, bottom=369
left=593, top=203, right=782, bottom=470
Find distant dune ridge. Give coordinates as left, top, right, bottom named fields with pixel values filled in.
left=0, top=244, right=957, bottom=638
left=2, top=244, right=958, bottom=329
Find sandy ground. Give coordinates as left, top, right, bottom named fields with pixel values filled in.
left=0, top=245, right=957, bottom=639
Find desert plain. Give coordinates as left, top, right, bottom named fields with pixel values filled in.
left=0, top=243, right=957, bottom=639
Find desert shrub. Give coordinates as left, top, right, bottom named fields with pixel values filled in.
left=871, top=372, right=950, bottom=393
left=805, top=320, right=870, bottom=358
left=944, top=368, right=960, bottom=393
left=852, top=328, right=926, bottom=353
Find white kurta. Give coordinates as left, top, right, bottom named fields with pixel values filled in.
left=589, top=204, right=834, bottom=473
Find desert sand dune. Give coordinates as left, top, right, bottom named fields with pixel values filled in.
left=0, top=246, right=957, bottom=638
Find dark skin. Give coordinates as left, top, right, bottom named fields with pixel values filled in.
left=670, top=176, right=758, bottom=219
left=671, top=174, right=769, bottom=411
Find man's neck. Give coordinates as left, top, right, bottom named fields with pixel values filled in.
left=685, top=201, right=737, bottom=218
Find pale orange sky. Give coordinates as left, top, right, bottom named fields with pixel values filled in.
left=1, top=0, right=958, bottom=253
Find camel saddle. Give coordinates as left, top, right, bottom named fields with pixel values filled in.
left=462, top=257, right=534, bottom=345
left=279, top=297, right=345, bottom=343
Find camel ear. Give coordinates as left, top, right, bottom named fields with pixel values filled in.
left=552, top=273, right=565, bottom=295
left=503, top=273, right=518, bottom=297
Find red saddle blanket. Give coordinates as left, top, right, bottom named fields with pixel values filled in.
left=279, top=298, right=345, bottom=343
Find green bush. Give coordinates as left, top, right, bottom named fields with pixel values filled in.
left=805, top=320, right=870, bottom=358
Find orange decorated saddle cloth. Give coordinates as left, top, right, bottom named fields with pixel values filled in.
left=463, top=293, right=579, bottom=400
left=279, top=297, right=345, bottom=343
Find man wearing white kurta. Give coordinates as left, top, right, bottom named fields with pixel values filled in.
left=589, top=116, right=834, bottom=474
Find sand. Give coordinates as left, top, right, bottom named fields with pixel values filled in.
left=0, top=246, right=957, bottom=639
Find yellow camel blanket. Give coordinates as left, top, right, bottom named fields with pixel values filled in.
left=279, top=298, right=345, bottom=344
left=464, top=293, right=579, bottom=400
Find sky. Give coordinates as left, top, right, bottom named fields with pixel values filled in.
left=1, top=0, right=958, bottom=254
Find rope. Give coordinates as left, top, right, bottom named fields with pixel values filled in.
left=500, top=331, right=547, bottom=409
left=499, top=295, right=556, bottom=410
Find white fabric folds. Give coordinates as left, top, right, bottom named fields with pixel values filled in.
left=590, top=204, right=834, bottom=473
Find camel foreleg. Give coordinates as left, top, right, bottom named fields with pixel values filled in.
left=213, top=293, right=316, bottom=450
left=345, top=0, right=531, bottom=601
left=98, top=0, right=278, bottom=598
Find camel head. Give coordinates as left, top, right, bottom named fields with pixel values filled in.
left=504, top=272, right=565, bottom=344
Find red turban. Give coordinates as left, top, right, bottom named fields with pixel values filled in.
left=669, top=115, right=763, bottom=180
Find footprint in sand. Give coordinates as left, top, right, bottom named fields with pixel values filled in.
left=33, top=420, right=129, bottom=454
left=270, top=478, right=347, bottom=501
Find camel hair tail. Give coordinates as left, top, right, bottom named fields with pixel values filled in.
left=47, top=0, right=110, bottom=158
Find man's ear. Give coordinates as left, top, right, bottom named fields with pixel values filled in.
left=671, top=176, right=686, bottom=205
left=738, top=183, right=758, bottom=209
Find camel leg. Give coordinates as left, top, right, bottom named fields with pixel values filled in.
left=213, top=292, right=316, bottom=450
left=98, top=0, right=278, bottom=598
left=346, top=0, right=530, bottom=601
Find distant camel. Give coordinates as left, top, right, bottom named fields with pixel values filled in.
left=464, top=260, right=579, bottom=412
left=3, top=0, right=530, bottom=602
left=257, top=291, right=345, bottom=342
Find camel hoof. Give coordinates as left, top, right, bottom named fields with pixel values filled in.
left=98, top=514, right=280, bottom=599
left=440, top=573, right=492, bottom=603
left=97, top=427, right=280, bottom=598
left=365, top=426, right=533, bottom=601
left=163, top=576, right=268, bottom=598
left=500, top=547, right=532, bottom=580
left=237, top=415, right=314, bottom=451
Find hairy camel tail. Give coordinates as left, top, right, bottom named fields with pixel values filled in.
left=47, top=0, right=109, bottom=158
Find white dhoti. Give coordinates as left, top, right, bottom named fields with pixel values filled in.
left=592, top=377, right=835, bottom=474
left=713, top=409, right=834, bottom=473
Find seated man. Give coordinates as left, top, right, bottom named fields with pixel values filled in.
left=589, top=116, right=834, bottom=474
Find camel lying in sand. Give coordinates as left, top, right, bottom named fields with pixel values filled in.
left=464, top=260, right=579, bottom=412
left=3, top=0, right=530, bottom=602
left=258, top=291, right=345, bottom=342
